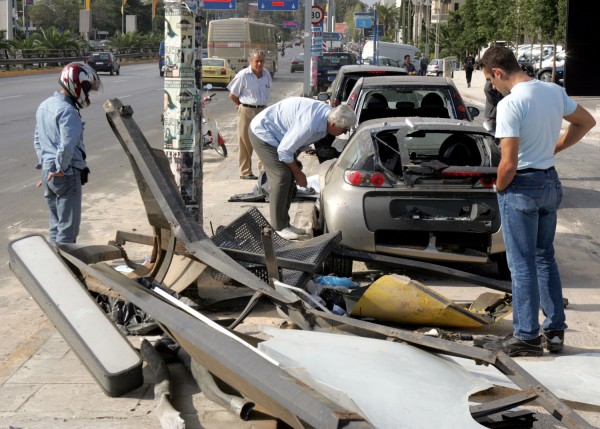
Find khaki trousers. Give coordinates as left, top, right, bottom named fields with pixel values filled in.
left=237, top=106, right=264, bottom=176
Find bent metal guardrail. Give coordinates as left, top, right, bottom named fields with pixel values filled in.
left=0, top=50, right=158, bottom=68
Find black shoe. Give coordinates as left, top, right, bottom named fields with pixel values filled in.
left=240, top=174, right=258, bottom=180
left=483, top=334, right=543, bottom=357
left=542, top=330, right=564, bottom=353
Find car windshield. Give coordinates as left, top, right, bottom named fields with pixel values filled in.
left=358, top=87, right=455, bottom=122
left=320, top=54, right=354, bottom=67
left=203, top=59, right=225, bottom=67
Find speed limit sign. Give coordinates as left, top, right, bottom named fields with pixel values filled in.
left=311, top=5, right=324, bottom=25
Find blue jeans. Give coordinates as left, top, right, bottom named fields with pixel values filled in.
left=498, top=169, right=567, bottom=340
left=42, top=168, right=82, bottom=243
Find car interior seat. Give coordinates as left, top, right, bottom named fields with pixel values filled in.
left=361, top=93, right=389, bottom=122
left=395, top=101, right=415, bottom=117
left=418, top=92, right=450, bottom=119
left=438, top=134, right=482, bottom=166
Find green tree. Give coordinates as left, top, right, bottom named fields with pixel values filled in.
left=29, top=0, right=81, bottom=32
left=34, top=27, right=80, bottom=50
left=375, top=3, right=398, bottom=41
left=92, top=0, right=124, bottom=36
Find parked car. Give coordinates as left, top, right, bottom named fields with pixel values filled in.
left=426, top=58, right=460, bottom=77
left=317, top=65, right=408, bottom=107
left=201, top=57, right=236, bottom=87
left=316, top=52, right=358, bottom=91
left=87, top=52, right=120, bottom=76
left=290, top=53, right=304, bottom=73
left=313, top=117, right=507, bottom=278
left=316, top=75, right=480, bottom=178
left=346, top=76, right=478, bottom=127
left=536, top=50, right=565, bottom=85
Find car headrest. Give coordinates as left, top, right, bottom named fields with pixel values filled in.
left=421, top=92, right=444, bottom=108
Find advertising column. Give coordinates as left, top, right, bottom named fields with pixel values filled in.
left=163, top=1, right=198, bottom=218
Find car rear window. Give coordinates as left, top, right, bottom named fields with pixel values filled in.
left=92, top=53, right=110, bottom=60
left=203, top=59, right=225, bottom=67
left=320, top=54, right=354, bottom=67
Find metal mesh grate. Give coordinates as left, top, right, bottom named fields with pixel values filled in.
left=209, top=207, right=341, bottom=288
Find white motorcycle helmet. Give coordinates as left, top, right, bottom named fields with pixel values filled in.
left=58, top=62, right=103, bottom=109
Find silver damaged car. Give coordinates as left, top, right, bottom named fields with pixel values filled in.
left=314, top=117, right=509, bottom=279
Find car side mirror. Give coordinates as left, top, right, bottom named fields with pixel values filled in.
left=467, top=106, right=480, bottom=118
left=317, top=93, right=330, bottom=101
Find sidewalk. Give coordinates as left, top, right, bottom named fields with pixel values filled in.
left=452, top=70, right=600, bottom=141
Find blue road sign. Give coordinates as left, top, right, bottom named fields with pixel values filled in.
left=323, top=32, right=343, bottom=41
left=259, top=0, right=298, bottom=11
left=354, top=12, right=373, bottom=29
left=203, top=0, right=235, bottom=10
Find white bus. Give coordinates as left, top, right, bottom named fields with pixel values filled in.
left=207, top=18, right=278, bottom=76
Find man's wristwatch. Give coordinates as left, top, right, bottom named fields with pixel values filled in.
left=493, top=184, right=503, bottom=192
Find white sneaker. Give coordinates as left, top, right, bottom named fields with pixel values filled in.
left=277, top=228, right=299, bottom=240
left=287, top=225, right=306, bottom=235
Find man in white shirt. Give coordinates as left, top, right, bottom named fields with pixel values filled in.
left=228, top=50, right=272, bottom=180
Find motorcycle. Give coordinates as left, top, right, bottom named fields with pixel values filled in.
left=198, top=84, right=227, bottom=157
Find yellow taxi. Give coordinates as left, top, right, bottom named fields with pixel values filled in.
left=201, top=57, right=236, bottom=87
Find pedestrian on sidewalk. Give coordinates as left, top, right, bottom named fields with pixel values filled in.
left=34, top=62, right=102, bottom=243
left=479, top=46, right=596, bottom=357
left=483, top=79, right=503, bottom=134
left=403, top=55, right=416, bottom=75
left=464, top=52, right=475, bottom=87
left=419, top=54, right=429, bottom=76
left=248, top=98, right=356, bottom=240
left=228, top=49, right=272, bottom=180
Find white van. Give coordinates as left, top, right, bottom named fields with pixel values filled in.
left=361, top=41, right=421, bottom=73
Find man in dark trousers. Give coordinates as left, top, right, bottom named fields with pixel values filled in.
left=464, top=52, right=475, bottom=87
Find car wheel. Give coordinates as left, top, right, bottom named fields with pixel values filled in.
left=110, top=67, right=114, bottom=76
left=539, top=71, right=552, bottom=82
left=116, top=67, right=120, bottom=76
left=290, top=68, right=295, bottom=73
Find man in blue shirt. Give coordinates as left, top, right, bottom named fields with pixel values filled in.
left=34, top=62, right=102, bottom=243
left=249, top=98, right=356, bottom=240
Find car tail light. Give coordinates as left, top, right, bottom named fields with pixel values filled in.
left=441, top=170, right=496, bottom=188
left=291, top=60, right=298, bottom=65
left=220, top=68, right=227, bottom=75
left=344, top=170, right=391, bottom=187
left=347, top=92, right=358, bottom=109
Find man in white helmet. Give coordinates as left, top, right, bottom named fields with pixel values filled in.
left=34, top=62, right=102, bottom=243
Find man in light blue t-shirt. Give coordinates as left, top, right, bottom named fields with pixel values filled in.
left=478, top=46, right=595, bottom=357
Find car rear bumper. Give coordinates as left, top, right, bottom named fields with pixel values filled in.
left=323, top=185, right=504, bottom=263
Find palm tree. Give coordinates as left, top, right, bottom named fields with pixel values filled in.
left=375, top=4, right=399, bottom=41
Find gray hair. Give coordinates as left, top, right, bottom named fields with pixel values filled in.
left=327, top=104, right=357, bottom=129
left=249, top=49, right=266, bottom=60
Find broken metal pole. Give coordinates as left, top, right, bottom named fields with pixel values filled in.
left=140, top=339, right=185, bottom=429
left=177, top=348, right=255, bottom=420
